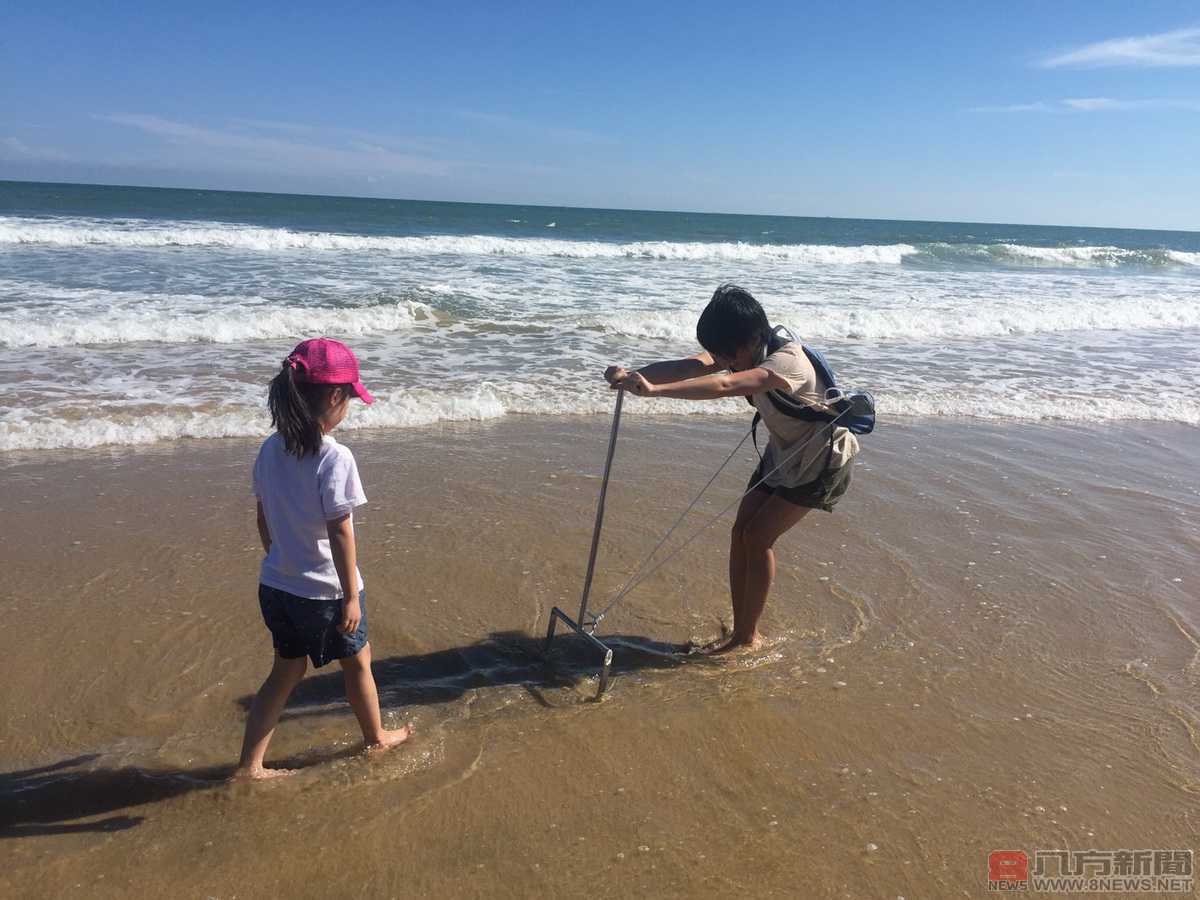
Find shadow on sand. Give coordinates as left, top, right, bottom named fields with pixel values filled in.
left=0, top=630, right=693, bottom=839
left=0, top=745, right=361, bottom=839
left=237, top=629, right=694, bottom=716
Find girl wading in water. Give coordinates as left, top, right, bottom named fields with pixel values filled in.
left=605, top=285, right=859, bottom=654
left=234, top=338, right=410, bottom=780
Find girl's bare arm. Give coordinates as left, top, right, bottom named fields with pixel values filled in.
left=326, top=513, right=361, bottom=633
left=618, top=367, right=789, bottom=400
left=256, top=500, right=271, bottom=553
left=604, top=352, right=720, bottom=386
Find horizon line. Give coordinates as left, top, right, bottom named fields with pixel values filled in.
left=1, top=176, right=1195, bottom=236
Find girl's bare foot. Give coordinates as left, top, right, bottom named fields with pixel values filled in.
left=698, top=634, right=736, bottom=655
left=696, top=622, right=734, bottom=655
left=366, top=722, right=413, bottom=753
left=699, top=632, right=763, bottom=656
left=229, top=765, right=297, bottom=782
left=736, top=634, right=765, bottom=653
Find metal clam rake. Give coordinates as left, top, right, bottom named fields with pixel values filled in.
left=542, top=390, right=625, bottom=698
left=541, top=380, right=874, bottom=699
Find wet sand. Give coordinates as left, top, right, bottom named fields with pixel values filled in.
left=1, top=415, right=1197, bottom=898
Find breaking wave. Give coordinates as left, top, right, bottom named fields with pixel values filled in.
left=4, top=382, right=1198, bottom=451
left=0, top=217, right=918, bottom=264
left=5, top=216, right=1198, bottom=269
left=923, top=242, right=1200, bottom=268
left=1, top=291, right=440, bottom=348
left=587, top=293, right=1200, bottom=342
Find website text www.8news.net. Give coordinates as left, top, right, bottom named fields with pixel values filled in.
left=988, top=849, right=1193, bottom=893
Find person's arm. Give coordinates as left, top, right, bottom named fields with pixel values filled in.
left=605, top=352, right=720, bottom=386
left=617, top=367, right=790, bottom=400
left=326, top=513, right=361, bottom=634
left=256, top=500, right=271, bottom=553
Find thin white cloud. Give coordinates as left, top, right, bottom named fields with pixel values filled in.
left=1043, top=26, right=1200, bottom=68
left=969, top=102, right=1055, bottom=113
left=228, top=118, right=449, bottom=155
left=1067, top=97, right=1200, bottom=111
left=455, top=109, right=613, bottom=145
left=972, top=97, right=1200, bottom=113
left=0, top=136, right=72, bottom=161
left=228, top=117, right=318, bottom=135
left=97, top=113, right=453, bottom=177
left=1062, top=98, right=1119, bottom=111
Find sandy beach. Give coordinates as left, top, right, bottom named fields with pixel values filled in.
left=0, top=414, right=1196, bottom=897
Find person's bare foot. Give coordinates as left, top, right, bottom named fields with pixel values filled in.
left=696, top=623, right=733, bottom=655
left=697, top=634, right=735, bottom=655
left=366, top=723, right=413, bottom=753
left=699, top=632, right=763, bottom=656
left=228, top=765, right=297, bottom=782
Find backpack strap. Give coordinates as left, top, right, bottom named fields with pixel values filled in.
left=757, top=328, right=842, bottom=424
left=764, top=389, right=841, bottom=423
left=751, top=326, right=840, bottom=474
left=750, top=327, right=874, bottom=457
left=750, top=408, right=836, bottom=481
left=766, top=326, right=792, bottom=356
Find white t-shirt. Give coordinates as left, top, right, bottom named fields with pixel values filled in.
left=252, top=432, right=367, bottom=600
left=752, top=343, right=859, bottom=488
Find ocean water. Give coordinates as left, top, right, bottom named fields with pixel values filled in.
left=1, top=180, right=1198, bottom=451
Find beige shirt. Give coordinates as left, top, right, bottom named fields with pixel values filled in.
left=751, top=342, right=859, bottom=487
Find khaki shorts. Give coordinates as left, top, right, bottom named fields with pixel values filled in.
left=747, top=457, right=853, bottom=512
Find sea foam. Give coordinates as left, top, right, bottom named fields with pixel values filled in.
left=0, top=216, right=916, bottom=264
left=6, top=216, right=1197, bottom=270
left=7, top=215, right=1197, bottom=271
left=3, top=382, right=1197, bottom=451
left=587, top=292, right=1200, bottom=342
left=1, top=294, right=438, bottom=348
left=21, top=289, right=1195, bottom=351
left=923, top=242, right=1200, bottom=268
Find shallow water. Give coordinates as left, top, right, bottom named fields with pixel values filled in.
left=1, top=416, right=1196, bottom=897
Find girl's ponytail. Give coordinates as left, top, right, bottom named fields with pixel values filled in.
left=268, top=358, right=324, bottom=457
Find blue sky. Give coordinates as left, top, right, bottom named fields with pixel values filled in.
left=2, top=1, right=1198, bottom=229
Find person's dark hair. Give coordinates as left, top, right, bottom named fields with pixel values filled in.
left=268, top=362, right=343, bottom=457
left=696, top=283, right=770, bottom=359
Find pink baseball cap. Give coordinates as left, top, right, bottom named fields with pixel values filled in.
left=285, top=338, right=374, bottom=404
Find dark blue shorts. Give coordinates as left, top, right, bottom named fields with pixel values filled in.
left=258, top=584, right=369, bottom=668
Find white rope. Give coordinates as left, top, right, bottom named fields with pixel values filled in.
left=589, top=406, right=851, bottom=628
left=590, top=422, right=755, bottom=626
